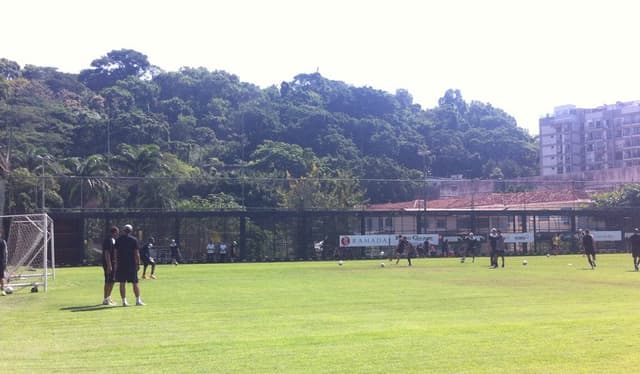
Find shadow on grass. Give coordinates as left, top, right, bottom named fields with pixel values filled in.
left=60, top=304, right=118, bottom=312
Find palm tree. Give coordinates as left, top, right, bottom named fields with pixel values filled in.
left=114, top=144, right=171, bottom=208
left=60, top=154, right=112, bottom=208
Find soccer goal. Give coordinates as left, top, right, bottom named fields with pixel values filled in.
left=2, top=213, right=55, bottom=292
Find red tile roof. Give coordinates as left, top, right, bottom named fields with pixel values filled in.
left=368, top=190, right=592, bottom=211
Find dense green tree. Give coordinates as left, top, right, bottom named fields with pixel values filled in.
left=1, top=50, right=540, bottom=211
left=79, top=49, right=154, bottom=91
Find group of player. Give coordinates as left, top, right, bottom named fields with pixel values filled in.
left=389, top=232, right=488, bottom=267
left=387, top=227, right=640, bottom=271
left=101, top=224, right=181, bottom=306
left=101, top=225, right=146, bottom=306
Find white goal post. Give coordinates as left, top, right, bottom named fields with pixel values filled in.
left=2, top=213, right=55, bottom=292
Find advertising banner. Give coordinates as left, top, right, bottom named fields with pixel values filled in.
left=340, top=234, right=440, bottom=247
left=502, top=232, right=534, bottom=243
left=592, top=230, right=622, bottom=241
left=339, top=235, right=392, bottom=248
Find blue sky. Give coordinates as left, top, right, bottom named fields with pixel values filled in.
left=4, top=0, right=640, bottom=134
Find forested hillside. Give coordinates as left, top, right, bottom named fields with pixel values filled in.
left=0, top=49, right=538, bottom=212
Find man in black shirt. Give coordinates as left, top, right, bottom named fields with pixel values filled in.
left=629, top=228, right=640, bottom=271
left=115, top=224, right=144, bottom=306
left=582, top=229, right=596, bottom=270
left=140, top=237, right=156, bottom=279
left=488, top=228, right=499, bottom=268
left=101, top=226, right=119, bottom=305
left=461, top=232, right=477, bottom=264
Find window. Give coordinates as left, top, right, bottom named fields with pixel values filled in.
left=384, top=217, right=393, bottom=228
left=436, top=218, right=446, bottom=229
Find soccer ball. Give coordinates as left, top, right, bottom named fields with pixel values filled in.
left=546, top=253, right=550, bottom=257
left=5, top=286, right=13, bottom=294
left=380, top=263, right=385, bottom=268
left=338, top=260, right=343, bottom=266
left=522, top=260, right=528, bottom=266
left=380, top=251, right=385, bottom=256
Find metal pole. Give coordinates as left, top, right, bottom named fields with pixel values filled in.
left=41, top=156, right=45, bottom=213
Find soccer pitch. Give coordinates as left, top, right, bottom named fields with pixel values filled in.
left=3, top=254, right=640, bottom=373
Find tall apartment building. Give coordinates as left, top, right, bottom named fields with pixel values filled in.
left=539, top=101, right=640, bottom=176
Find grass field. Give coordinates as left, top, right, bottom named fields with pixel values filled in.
left=3, top=254, right=640, bottom=373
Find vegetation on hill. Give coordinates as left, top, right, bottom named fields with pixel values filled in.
left=0, top=50, right=538, bottom=212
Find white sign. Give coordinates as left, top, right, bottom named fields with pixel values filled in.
left=339, top=234, right=440, bottom=247
left=404, top=234, right=439, bottom=246
left=339, top=235, right=391, bottom=248
left=502, top=232, right=534, bottom=243
left=592, top=230, right=622, bottom=241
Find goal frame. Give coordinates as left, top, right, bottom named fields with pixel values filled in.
left=2, top=213, right=55, bottom=292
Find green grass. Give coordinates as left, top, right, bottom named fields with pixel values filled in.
left=3, top=254, right=640, bottom=373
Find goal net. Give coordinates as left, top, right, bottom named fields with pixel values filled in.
left=3, top=214, right=55, bottom=292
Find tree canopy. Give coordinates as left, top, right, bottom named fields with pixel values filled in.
left=0, top=50, right=539, bottom=212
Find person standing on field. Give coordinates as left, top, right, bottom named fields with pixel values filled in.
left=140, top=237, right=156, bottom=279
left=101, top=226, right=119, bottom=305
left=582, top=229, right=597, bottom=269
left=115, top=224, right=144, bottom=306
left=551, top=233, right=561, bottom=255
left=461, top=232, right=477, bottom=263
left=170, top=239, right=180, bottom=265
left=438, top=234, right=449, bottom=257
left=629, top=228, right=640, bottom=271
left=218, top=241, right=228, bottom=263
left=488, top=228, right=499, bottom=268
left=496, top=230, right=506, bottom=268
left=206, top=241, right=215, bottom=263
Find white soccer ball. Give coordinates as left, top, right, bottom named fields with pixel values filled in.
left=546, top=253, right=550, bottom=257
left=522, top=260, right=528, bottom=266
left=380, top=263, right=385, bottom=268
left=338, top=260, right=343, bottom=266
left=380, top=251, right=385, bottom=256
left=5, top=286, right=13, bottom=294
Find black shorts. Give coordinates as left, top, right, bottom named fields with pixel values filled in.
left=584, top=248, right=596, bottom=256
left=116, top=267, right=139, bottom=283
left=496, top=250, right=505, bottom=256
left=142, top=256, right=155, bottom=266
left=632, top=249, right=640, bottom=257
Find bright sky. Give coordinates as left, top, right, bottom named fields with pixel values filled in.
left=3, top=0, right=640, bottom=135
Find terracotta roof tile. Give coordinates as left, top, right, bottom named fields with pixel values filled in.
left=368, top=190, right=592, bottom=211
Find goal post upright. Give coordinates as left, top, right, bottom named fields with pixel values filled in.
left=43, top=213, right=48, bottom=292
left=50, top=217, right=55, bottom=280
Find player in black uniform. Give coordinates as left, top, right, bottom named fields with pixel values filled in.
left=115, top=224, right=144, bottom=306
left=629, top=228, right=640, bottom=271
left=488, top=228, right=499, bottom=268
left=495, top=230, right=506, bottom=268
left=582, top=229, right=597, bottom=269
left=170, top=239, right=180, bottom=265
left=391, top=235, right=415, bottom=266
left=140, top=237, right=156, bottom=279
left=101, top=226, right=119, bottom=305
left=461, top=232, right=477, bottom=263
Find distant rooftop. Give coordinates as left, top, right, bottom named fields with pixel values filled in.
left=368, top=190, right=592, bottom=211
